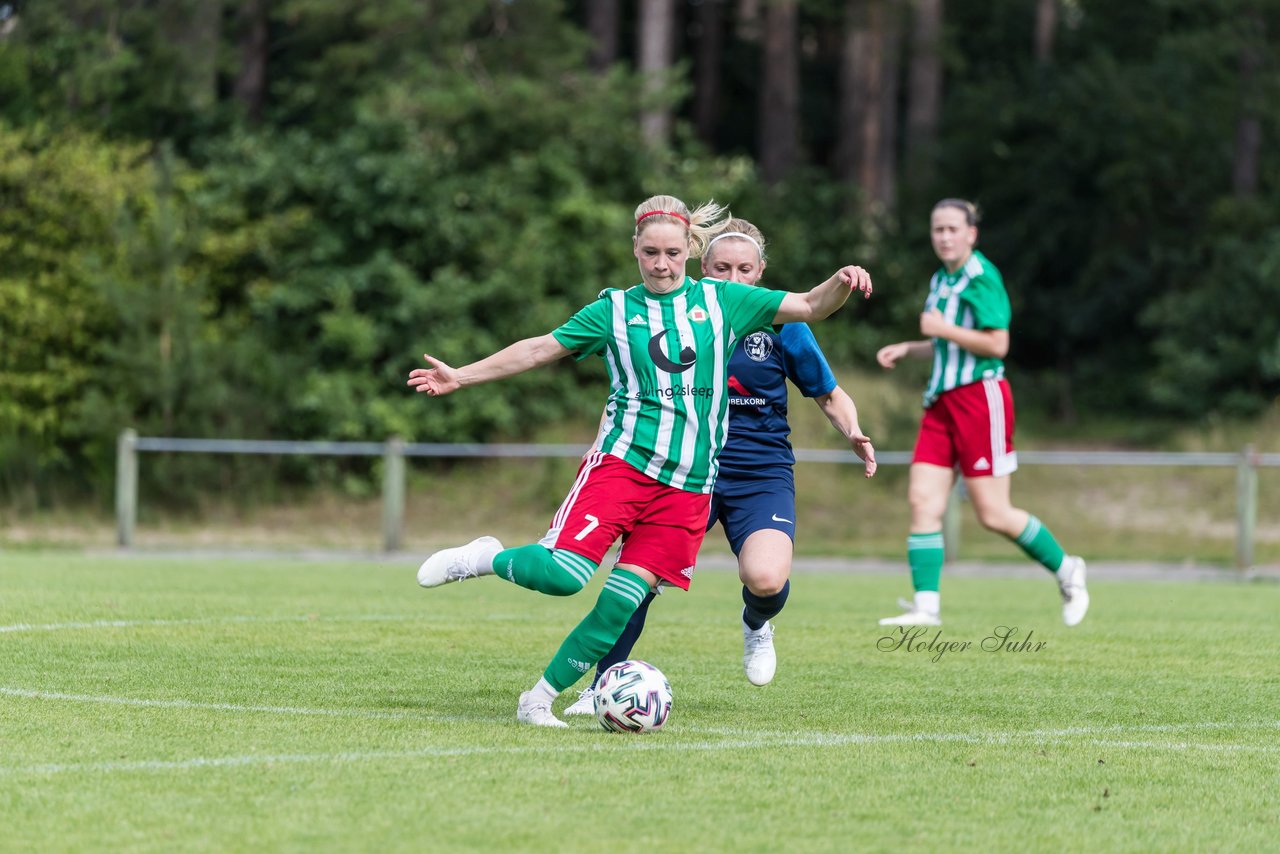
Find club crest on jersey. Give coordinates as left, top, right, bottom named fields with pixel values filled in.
left=687, top=306, right=708, bottom=323
left=743, top=331, right=774, bottom=362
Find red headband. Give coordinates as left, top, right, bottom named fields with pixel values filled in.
left=636, top=210, right=690, bottom=226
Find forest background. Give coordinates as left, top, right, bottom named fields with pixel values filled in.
left=1, top=0, right=1278, bottom=526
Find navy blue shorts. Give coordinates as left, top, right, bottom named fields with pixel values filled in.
left=707, top=471, right=796, bottom=555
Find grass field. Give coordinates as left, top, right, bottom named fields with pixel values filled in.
left=2, top=552, right=1277, bottom=853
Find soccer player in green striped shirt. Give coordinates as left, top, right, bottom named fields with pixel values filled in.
left=408, top=194, right=873, bottom=726
left=876, top=199, right=1089, bottom=628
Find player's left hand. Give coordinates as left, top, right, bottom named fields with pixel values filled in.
left=850, top=432, right=877, bottom=478
left=837, top=266, right=873, bottom=299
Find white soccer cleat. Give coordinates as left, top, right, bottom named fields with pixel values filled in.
left=742, top=616, right=777, bottom=686
left=416, top=536, right=503, bottom=588
left=878, top=597, right=942, bottom=627
left=563, top=686, right=596, bottom=717
left=1058, top=555, right=1090, bottom=626
left=516, top=691, right=568, bottom=728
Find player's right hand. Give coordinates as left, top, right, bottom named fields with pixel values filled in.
left=407, top=355, right=461, bottom=397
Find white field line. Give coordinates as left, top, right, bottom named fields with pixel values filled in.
left=0, top=687, right=462, bottom=722
left=0, top=614, right=417, bottom=633
left=0, top=695, right=1275, bottom=777
left=8, top=688, right=1275, bottom=743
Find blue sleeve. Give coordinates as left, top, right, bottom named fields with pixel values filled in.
left=779, top=323, right=837, bottom=398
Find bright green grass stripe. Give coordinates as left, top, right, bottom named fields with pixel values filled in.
left=4, top=724, right=1278, bottom=778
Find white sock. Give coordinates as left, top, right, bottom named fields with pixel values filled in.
left=528, top=677, right=558, bottom=705
left=478, top=538, right=502, bottom=572
left=914, top=590, right=941, bottom=614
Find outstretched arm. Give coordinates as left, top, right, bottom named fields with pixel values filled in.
left=919, top=309, right=1009, bottom=359
left=407, top=333, right=571, bottom=397
left=812, top=386, right=877, bottom=478
left=876, top=339, right=933, bottom=369
left=774, top=266, right=873, bottom=324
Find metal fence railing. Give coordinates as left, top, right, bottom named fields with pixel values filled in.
left=115, top=430, right=1278, bottom=568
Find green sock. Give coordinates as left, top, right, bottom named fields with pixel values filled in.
left=543, top=569, right=651, bottom=692
left=493, top=544, right=597, bottom=596
left=1013, top=515, right=1066, bottom=573
left=908, top=532, right=944, bottom=592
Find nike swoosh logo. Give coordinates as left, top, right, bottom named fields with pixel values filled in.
left=771, top=514, right=793, bottom=524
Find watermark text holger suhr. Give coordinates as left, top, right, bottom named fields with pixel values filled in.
left=877, top=626, right=1048, bottom=663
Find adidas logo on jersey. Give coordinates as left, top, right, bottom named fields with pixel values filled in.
left=973, top=457, right=991, bottom=471
left=627, top=315, right=646, bottom=326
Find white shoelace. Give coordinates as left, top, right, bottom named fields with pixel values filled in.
left=446, top=556, right=480, bottom=582
left=744, top=623, right=773, bottom=655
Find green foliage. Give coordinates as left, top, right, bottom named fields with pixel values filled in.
left=0, top=126, right=148, bottom=500
left=932, top=0, right=1280, bottom=417
left=2, top=0, right=1279, bottom=504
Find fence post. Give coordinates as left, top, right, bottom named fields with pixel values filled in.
left=382, top=437, right=406, bottom=553
left=1236, top=444, right=1258, bottom=571
left=943, top=477, right=964, bottom=562
left=116, top=429, right=138, bottom=548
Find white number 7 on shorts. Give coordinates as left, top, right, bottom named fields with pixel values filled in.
left=573, top=514, right=600, bottom=541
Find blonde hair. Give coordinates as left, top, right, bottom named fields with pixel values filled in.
left=933, top=198, right=981, bottom=226
left=633, top=194, right=730, bottom=259
left=705, top=217, right=767, bottom=263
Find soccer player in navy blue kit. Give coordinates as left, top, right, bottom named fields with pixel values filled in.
left=565, top=219, right=877, bottom=714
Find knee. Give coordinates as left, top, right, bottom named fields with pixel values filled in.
left=973, top=505, right=1017, bottom=536
left=908, top=486, right=947, bottom=527
left=746, top=574, right=788, bottom=597
left=543, top=574, right=588, bottom=597
left=973, top=506, right=1002, bottom=532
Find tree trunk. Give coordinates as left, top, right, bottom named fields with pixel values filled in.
left=587, top=0, right=620, bottom=73
left=905, top=0, right=943, bottom=177
left=638, top=0, right=677, bottom=148
left=836, top=0, right=887, bottom=207
left=693, top=0, right=726, bottom=145
left=1232, top=11, right=1264, bottom=198
left=162, top=0, right=224, bottom=111
left=876, top=0, right=905, bottom=210
left=233, top=0, right=269, bottom=123
left=759, top=0, right=800, bottom=185
left=1034, top=0, right=1057, bottom=65
left=736, top=0, right=762, bottom=42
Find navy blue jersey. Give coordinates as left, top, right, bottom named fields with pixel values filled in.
left=715, top=323, right=837, bottom=478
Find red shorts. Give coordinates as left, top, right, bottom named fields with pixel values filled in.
left=539, top=452, right=711, bottom=590
left=912, top=378, right=1018, bottom=478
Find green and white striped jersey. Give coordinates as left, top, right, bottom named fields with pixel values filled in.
left=922, top=250, right=1011, bottom=407
left=552, top=275, right=786, bottom=493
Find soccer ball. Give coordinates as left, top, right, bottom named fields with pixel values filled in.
left=594, top=659, right=672, bottom=734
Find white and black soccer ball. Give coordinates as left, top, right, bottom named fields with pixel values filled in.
left=594, top=659, right=672, bottom=734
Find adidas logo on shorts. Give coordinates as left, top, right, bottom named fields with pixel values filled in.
left=973, top=457, right=991, bottom=471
